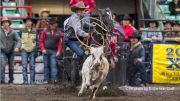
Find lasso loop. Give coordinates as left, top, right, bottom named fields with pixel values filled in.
left=74, top=16, right=110, bottom=49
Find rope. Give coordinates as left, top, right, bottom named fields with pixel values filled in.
left=74, top=17, right=110, bottom=48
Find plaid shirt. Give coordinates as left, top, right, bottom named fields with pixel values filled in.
left=65, top=13, right=86, bottom=38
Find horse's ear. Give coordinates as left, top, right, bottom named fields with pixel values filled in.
left=106, top=8, right=111, bottom=11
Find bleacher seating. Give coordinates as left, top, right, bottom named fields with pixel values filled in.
left=158, top=0, right=179, bottom=21
left=159, top=5, right=170, bottom=14
left=2, top=1, right=26, bottom=29
left=2, top=1, right=20, bottom=17
left=11, top=19, right=25, bottom=29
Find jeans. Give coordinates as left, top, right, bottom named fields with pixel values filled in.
left=21, top=50, right=35, bottom=83
left=65, top=40, right=85, bottom=57
left=43, top=49, right=58, bottom=81
left=136, top=62, right=148, bottom=84
left=0, top=50, right=14, bottom=83
left=126, top=62, right=148, bottom=86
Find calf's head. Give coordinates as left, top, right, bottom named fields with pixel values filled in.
left=89, top=46, right=104, bottom=81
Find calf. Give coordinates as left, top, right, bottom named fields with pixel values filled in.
left=78, top=46, right=109, bottom=99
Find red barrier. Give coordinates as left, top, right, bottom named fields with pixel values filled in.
left=0, top=6, right=33, bottom=18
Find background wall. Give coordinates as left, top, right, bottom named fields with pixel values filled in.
left=25, top=0, right=135, bottom=15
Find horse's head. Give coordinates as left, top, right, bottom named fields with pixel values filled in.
left=98, top=8, right=114, bottom=33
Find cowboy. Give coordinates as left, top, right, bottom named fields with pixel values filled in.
left=36, top=8, right=50, bottom=52
left=36, top=8, right=50, bottom=29
left=40, top=18, right=63, bottom=84
left=65, top=1, right=89, bottom=57
left=21, top=17, right=36, bottom=84
left=64, top=1, right=89, bottom=85
left=0, top=17, right=21, bottom=84
left=121, top=15, right=136, bottom=41
left=126, top=32, right=147, bottom=86
left=70, top=0, right=96, bottom=27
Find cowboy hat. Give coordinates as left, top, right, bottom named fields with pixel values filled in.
left=71, top=1, right=87, bottom=12
left=39, top=8, right=50, bottom=17
left=129, top=32, right=141, bottom=41
left=1, top=17, right=11, bottom=25
left=123, top=15, right=132, bottom=20
left=122, top=14, right=133, bottom=23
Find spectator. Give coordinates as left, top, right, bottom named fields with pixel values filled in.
left=110, top=13, right=124, bottom=62
left=163, top=21, right=174, bottom=41
left=70, top=0, right=96, bottom=26
left=156, top=0, right=167, bottom=4
left=164, top=21, right=173, bottom=31
left=141, top=20, right=163, bottom=42
left=169, top=0, right=180, bottom=16
left=40, top=19, right=63, bottom=84
left=21, top=17, right=36, bottom=84
left=36, top=8, right=50, bottom=53
left=64, top=1, right=89, bottom=85
left=112, top=13, right=125, bottom=39
left=126, top=33, right=147, bottom=86
left=0, top=17, right=21, bottom=84
left=121, top=15, right=136, bottom=41
left=164, top=22, right=180, bottom=42
left=36, top=8, right=50, bottom=29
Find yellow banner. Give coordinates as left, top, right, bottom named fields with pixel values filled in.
left=152, top=43, right=180, bottom=84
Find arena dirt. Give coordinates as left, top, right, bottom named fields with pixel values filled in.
left=1, top=83, right=180, bottom=101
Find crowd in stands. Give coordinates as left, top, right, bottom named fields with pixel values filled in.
left=157, top=0, right=180, bottom=15
left=141, top=20, right=180, bottom=42
left=0, top=0, right=180, bottom=87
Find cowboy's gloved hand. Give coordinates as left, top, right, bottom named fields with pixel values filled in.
left=84, top=33, right=89, bottom=38
left=134, top=58, right=143, bottom=64
left=137, top=58, right=143, bottom=63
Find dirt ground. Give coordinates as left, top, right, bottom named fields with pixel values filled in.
left=1, top=83, right=180, bottom=101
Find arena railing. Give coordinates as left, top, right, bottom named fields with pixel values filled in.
left=0, top=6, right=33, bottom=18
